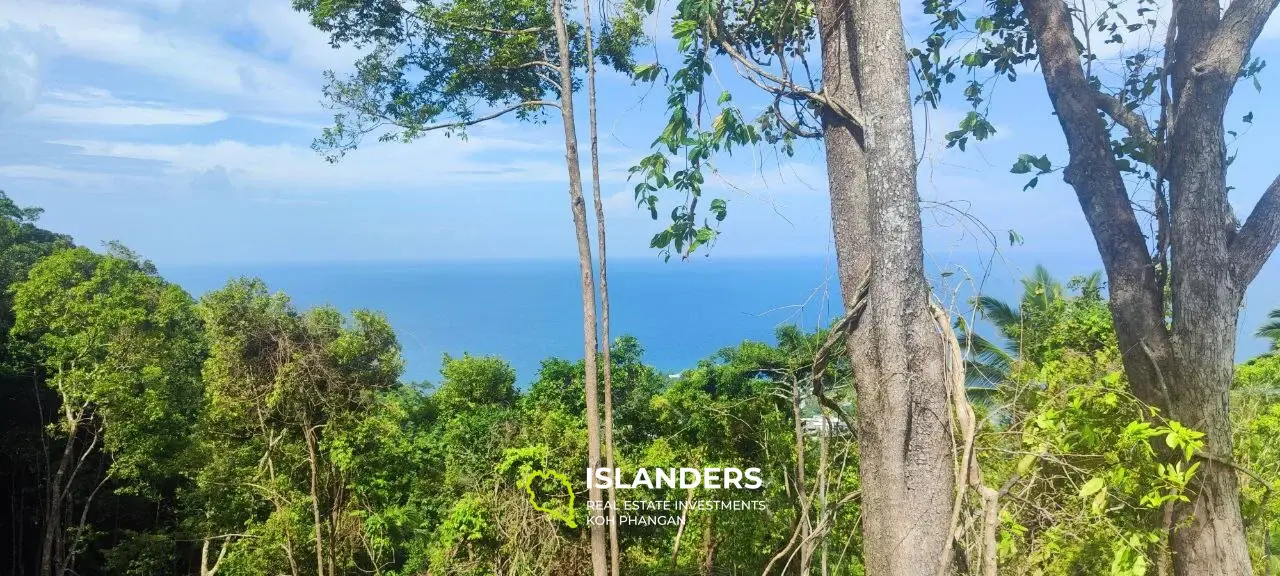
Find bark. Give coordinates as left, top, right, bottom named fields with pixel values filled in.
left=812, top=0, right=956, bottom=573
left=814, top=0, right=957, bottom=570
left=793, top=375, right=813, bottom=574
left=549, top=3, right=607, bottom=575
left=1017, top=0, right=1280, bottom=570
left=580, top=2, right=619, bottom=572
left=40, top=394, right=81, bottom=576
left=303, top=424, right=326, bottom=576
left=201, top=538, right=230, bottom=576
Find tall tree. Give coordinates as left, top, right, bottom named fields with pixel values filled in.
left=577, top=0, right=633, bottom=570
left=924, top=0, right=1280, bottom=568
left=194, top=278, right=403, bottom=576
left=291, top=2, right=644, bottom=573
left=630, top=0, right=961, bottom=572
left=10, top=246, right=204, bottom=576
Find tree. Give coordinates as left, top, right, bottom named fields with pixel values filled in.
left=10, top=246, right=205, bottom=576
left=579, top=1, right=620, bottom=569
left=1256, top=309, right=1280, bottom=352
left=920, top=0, right=1280, bottom=567
left=194, top=278, right=403, bottom=576
left=0, top=192, right=73, bottom=576
left=962, top=266, right=1104, bottom=385
left=291, top=2, right=646, bottom=572
left=630, top=0, right=961, bottom=571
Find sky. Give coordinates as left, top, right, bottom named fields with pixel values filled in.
left=0, top=0, right=1278, bottom=349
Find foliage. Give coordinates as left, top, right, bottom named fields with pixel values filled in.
left=294, top=0, right=647, bottom=161
left=971, top=285, right=1201, bottom=574
left=11, top=245, right=205, bottom=490
left=628, top=0, right=821, bottom=259
left=2, top=193, right=1278, bottom=576
left=1256, top=309, right=1280, bottom=352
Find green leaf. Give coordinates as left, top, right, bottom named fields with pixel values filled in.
left=1090, top=487, right=1108, bottom=514
left=709, top=198, right=728, bottom=222
left=1016, top=453, right=1037, bottom=475
left=717, top=91, right=732, bottom=105
left=1079, top=477, right=1105, bottom=497
left=1243, top=111, right=1254, bottom=124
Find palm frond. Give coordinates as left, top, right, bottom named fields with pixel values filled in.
left=1256, top=310, right=1280, bottom=350
left=973, top=295, right=1021, bottom=338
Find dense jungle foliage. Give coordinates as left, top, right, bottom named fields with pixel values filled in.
left=0, top=189, right=1275, bottom=575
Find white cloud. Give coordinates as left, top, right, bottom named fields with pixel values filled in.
left=48, top=128, right=578, bottom=191
left=1, top=1, right=319, bottom=112
left=0, top=163, right=156, bottom=188
left=29, top=88, right=228, bottom=125
left=0, top=24, right=54, bottom=121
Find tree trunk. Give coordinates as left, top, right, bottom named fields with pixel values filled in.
left=1014, top=0, right=1277, bottom=568
left=549, top=3, right=607, bottom=576
left=1164, top=322, right=1251, bottom=572
left=580, top=3, right=619, bottom=573
left=813, top=0, right=955, bottom=573
left=302, top=424, right=326, bottom=576
left=41, top=398, right=80, bottom=576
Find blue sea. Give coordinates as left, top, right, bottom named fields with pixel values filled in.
left=161, top=256, right=1280, bottom=385
left=163, top=258, right=846, bottom=384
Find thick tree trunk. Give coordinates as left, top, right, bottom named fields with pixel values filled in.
left=1161, top=16, right=1253, bottom=570
left=549, top=3, right=607, bottom=575
left=1016, top=0, right=1277, bottom=568
left=814, top=0, right=954, bottom=573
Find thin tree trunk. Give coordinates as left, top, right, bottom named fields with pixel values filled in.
left=819, top=412, right=830, bottom=576
left=580, top=2, right=619, bottom=573
left=257, top=406, right=300, bottom=576
left=812, top=0, right=955, bottom=573
left=41, top=396, right=80, bottom=576
left=549, top=3, right=607, bottom=575
left=302, top=424, right=326, bottom=576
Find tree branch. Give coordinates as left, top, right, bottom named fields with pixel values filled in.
left=1095, top=93, right=1158, bottom=155
left=1231, top=174, right=1280, bottom=285
left=404, top=100, right=560, bottom=134
left=1020, top=0, right=1172, bottom=402
left=1206, top=0, right=1280, bottom=78
left=707, top=19, right=864, bottom=135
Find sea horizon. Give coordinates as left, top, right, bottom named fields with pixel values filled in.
left=159, top=254, right=1280, bottom=384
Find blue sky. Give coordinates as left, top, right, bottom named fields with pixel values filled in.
left=0, top=0, right=1278, bottom=350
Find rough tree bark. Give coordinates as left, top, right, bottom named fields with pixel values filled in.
left=549, top=1, right=608, bottom=575
left=1017, top=0, right=1280, bottom=570
left=814, top=0, right=955, bottom=573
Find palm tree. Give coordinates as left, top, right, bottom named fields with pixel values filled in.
left=958, top=265, right=1096, bottom=386
left=1256, top=308, right=1280, bottom=351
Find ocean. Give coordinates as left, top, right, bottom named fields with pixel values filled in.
left=162, top=257, right=846, bottom=384
left=161, top=255, right=1280, bottom=385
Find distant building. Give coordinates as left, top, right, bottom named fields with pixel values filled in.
left=801, top=414, right=850, bottom=437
